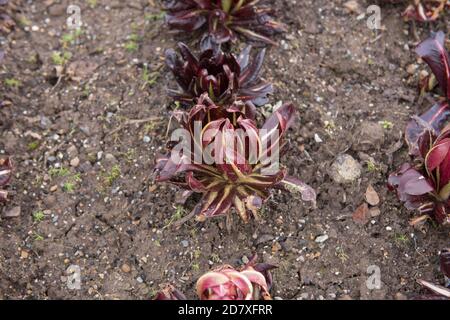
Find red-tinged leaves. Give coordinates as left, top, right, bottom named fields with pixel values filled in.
left=195, top=257, right=275, bottom=300
left=163, top=0, right=286, bottom=46
left=166, top=43, right=272, bottom=106
left=425, top=138, right=450, bottom=171
left=279, top=176, right=317, bottom=205
left=416, top=31, right=450, bottom=98
left=405, top=102, right=450, bottom=155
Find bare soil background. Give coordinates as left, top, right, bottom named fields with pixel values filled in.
left=0, top=0, right=449, bottom=299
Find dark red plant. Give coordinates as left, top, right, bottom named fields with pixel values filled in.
left=406, top=31, right=450, bottom=156
left=166, top=42, right=272, bottom=107
left=388, top=123, right=450, bottom=225
left=163, top=0, right=287, bottom=47
left=415, top=249, right=450, bottom=299
left=0, top=157, right=12, bottom=202
left=155, top=96, right=316, bottom=222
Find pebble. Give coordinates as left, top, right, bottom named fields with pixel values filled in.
left=369, top=207, right=381, bottom=217
left=70, top=157, right=80, bottom=167
left=143, top=136, right=151, bottom=143
left=121, top=264, right=131, bottom=273
left=255, top=234, right=274, bottom=245
left=386, top=226, right=392, bottom=231
left=354, top=121, right=384, bottom=151
left=315, top=234, right=329, bottom=243
left=241, top=255, right=249, bottom=264
left=4, top=206, right=21, bottom=218
left=328, top=154, right=361, bottom=184
left=365, top=185, right=380, bottom=206
left=181, top=240, right=189, bottom=248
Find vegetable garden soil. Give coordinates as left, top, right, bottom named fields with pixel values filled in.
left=0, top=0, right=449, bottom=299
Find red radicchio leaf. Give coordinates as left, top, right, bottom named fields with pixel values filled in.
left=405, top=102, right=450, bottom=155
left=415, top=31, right=450, bottom=99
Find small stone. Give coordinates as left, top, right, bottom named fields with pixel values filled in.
left=136, top=276, right=144, bottom=283
left=104, top=153, right=117, bottom=165
left=272, top=242, right=282, bottom=253
left=314, top=133, right=323, bottom=143
left=344, top=0, right=361, bottom=14
left=67, top=145, right=78, bottom=158
left=406, top=64, right=418, bottom=75
left=143, top=136, right=151, bottom=143
left=354, top=121, right=385, bottom=151
left=21, top=250, right=29, bottom=259
left=50, top=185, right=58, bottom=192
left=315, top=234, right=329, bottom=243
left=121, top=264, right=131, bottom=273
left=70, top=157, right=80, bottom=167
left=329, top=154, right=361, bottom=184
left=352, top=203, right=370, bottom=225
left=4, top=206, right=21, bottom=218
left=255, top=234, right=274, bottom=245
left=369, top=207, right=381, bottom=217
left=241, top=255, right=249, bottom=264
left=365, top=184, right=380, bottom=206
left=395, top=292, right=407, bottom=300
left=181, top=240, right=189, bottom=248
left=386, top=226, right=392, bottom=231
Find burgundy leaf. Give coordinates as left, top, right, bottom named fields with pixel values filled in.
left=416, top=31, right=450, bottom=99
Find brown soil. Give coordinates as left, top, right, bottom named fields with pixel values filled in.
left=0, top=0, right=448, bottom=300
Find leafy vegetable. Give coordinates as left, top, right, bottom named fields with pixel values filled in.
left=0, top=157, right=12, bottom=202
left=154, top=254, right=276, bottom=300
left=406, top=31, right=450, bottom=155
left=196, top=255, right=275, bottom=300
left=166, top=42, right=273, bottom=107
left=163, top=0, right=287, bottom=47
left=388, top=123, right=450, bottom=225
left=155, top=97, right=316, bottom=222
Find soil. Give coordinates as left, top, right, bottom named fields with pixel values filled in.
left=0, top=0, right=449, bottom=300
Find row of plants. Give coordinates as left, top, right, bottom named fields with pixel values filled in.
left=388, top=30, right=450, bottom=298
left=152, top=0, right=317, bottom=299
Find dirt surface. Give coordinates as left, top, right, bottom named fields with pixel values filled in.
left=0, top=0, right=449, bottom=300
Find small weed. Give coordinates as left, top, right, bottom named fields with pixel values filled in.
left=366, top=160, right=379, bottom=172
left=27, top=140, right=40, bottom=151
left=336, top=247, right=349, bottom=263
left=61, top=28, right=83, bottom=47
left=104, top=165, right=121, bottom=186
left=379, top=120, right=393, bottom=130
left=163, top=206, right=185, bottom=229
left=33, top=211, right=45, bottom=222
left=5, top=78, right=21, bottom=88
left=192, top=263, right=200, bottom=271
left=52, top=51, right=72, bottom=65
left=145, top=12, right=165, bottom=21
left=124, top=39, right=138, bottom=52
left=34, top=233, right=44, bottom=241
left=63, top=182, right=75, bottom=193
left=142, top=65, right=160, bottom=89
left=394, top=233, right=410, bottom=246
left=49, top=167, right=70, bottom=178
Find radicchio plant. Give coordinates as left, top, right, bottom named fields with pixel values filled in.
left=155, top=94, right=316, bottom=222
left=165, top=43, right=272, bottom=107
left=154, top=254, right=276, bottom=300
left=163, top=0, right=287, bottom=47
left=0, top=157, right=12, bottom=201
left=388, top=123, right=450, bottom=225
left=406, top=31, right=450, bottom=156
